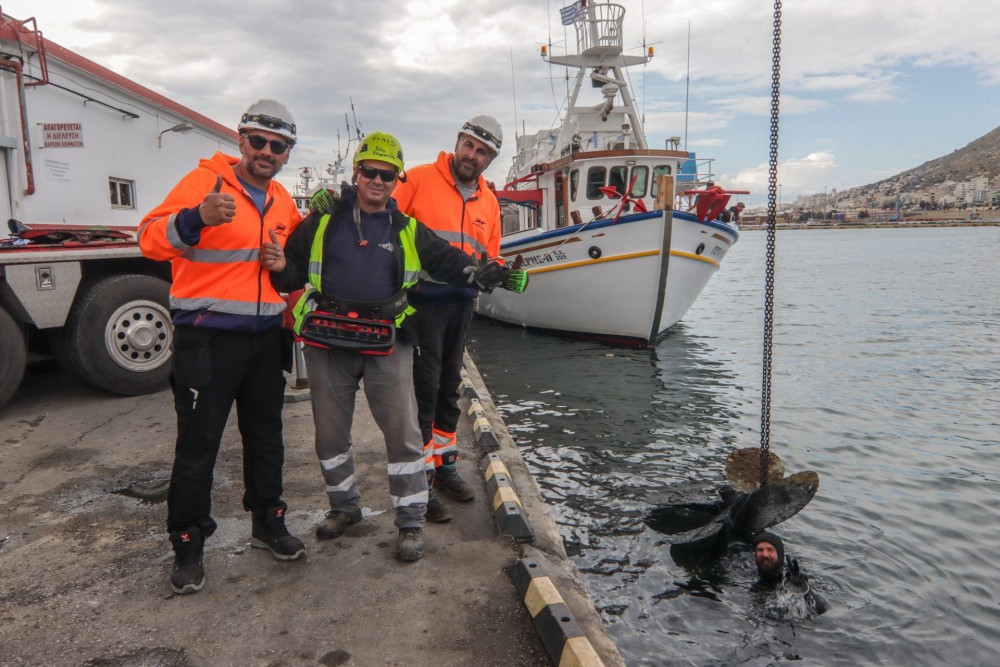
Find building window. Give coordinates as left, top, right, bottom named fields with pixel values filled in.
left=110, top=177, right=135, bottom=209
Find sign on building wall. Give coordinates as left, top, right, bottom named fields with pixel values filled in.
left=42, top=123, right=84, bottom=148
left=43, top=158, right=71, bottom=183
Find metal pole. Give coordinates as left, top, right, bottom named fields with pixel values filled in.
left=293, top=341, right=308, bottom=389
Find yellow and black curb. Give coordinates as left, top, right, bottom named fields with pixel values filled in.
left=509, top=559, right=605, bottom=667
left=460, top=373, right=478, bottom=400
left=461, top=360, right=625, bottom=665
left=467, top=398, right=500, bottom=451
left=481, top=452, right=534, bottom=542
left=460, top=370, right=501, bottom=451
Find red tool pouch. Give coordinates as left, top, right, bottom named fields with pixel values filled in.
left=299, top=311, right=395, bottom=355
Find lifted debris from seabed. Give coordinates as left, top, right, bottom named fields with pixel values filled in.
left=644, top=448, right=819, bottom=566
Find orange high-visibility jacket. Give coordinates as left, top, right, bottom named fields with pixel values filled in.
left=139, top=152, right=301, bottom=329
left=393, top=151, right=501, bottom=267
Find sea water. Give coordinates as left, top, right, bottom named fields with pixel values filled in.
left=468, top=226, right=1000, bottom=666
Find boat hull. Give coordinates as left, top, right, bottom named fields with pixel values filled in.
left=477, top=211, right=738, bottom=346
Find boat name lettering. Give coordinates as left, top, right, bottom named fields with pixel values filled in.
left=522, top=250, right=567, bottom=267
left=710, top=245, right=725, bottom=257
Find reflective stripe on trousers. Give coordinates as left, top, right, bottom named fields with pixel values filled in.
left=304, top=343, right=428, bottom=528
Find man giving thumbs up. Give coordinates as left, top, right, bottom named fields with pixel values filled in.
left=138, top=99, right=303, bottom=595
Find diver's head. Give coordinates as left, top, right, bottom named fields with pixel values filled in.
left=754, top=531, right=785, bottom=580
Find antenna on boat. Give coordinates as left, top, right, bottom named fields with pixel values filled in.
left=510, top=45, right=519, bottom=142
left=684, top=21, right=691, bottom=151
left=349, top=97, right=363, bottom=141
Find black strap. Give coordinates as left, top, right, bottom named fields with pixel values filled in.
left=317, top=290, right=408, bottom=321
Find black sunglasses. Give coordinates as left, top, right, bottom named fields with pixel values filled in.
left=244, top=134, right=291, bottom=155
left=357, top=165, right=398, bottom=183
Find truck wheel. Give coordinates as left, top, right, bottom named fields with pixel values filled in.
left=0, top=308, right=28, bottom=409
left=63, top=274, right=173, bottom=396
left=49, top=328, right=87, bottom=382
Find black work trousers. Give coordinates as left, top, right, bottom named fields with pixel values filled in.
left=166, top=325, right=286, bottom=535
left=411, top=300, right=475, bottom=449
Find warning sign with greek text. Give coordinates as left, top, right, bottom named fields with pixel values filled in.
left=43, top=123, right=84, bottom=148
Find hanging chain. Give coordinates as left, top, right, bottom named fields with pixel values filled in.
left=759, top=0, right=782, bottom=489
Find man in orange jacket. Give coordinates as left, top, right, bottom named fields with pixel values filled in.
left=139, top=99, right=304, bottom=594
left=392, top=115, right=504, bottom=521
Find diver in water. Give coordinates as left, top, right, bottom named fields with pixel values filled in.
left=753, top=531, right=828, bottom=617
left=753, top=531, right=786, bottom=583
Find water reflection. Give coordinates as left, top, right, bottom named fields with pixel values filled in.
left=468, top=318, right=746, bottom=510
left=468, top=227, right=1000, bottom=666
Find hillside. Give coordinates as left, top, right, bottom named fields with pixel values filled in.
left=868, top=125, right=1000, bottom=193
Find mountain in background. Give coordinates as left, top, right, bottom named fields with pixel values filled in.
left=855, top=125, right=1000, bottom=195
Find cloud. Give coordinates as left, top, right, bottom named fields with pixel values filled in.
left=722, top=152, right=841, bottom=204
left=7, top=0, right=998, bottom=195
left=710, top=95, right=829, bottom=116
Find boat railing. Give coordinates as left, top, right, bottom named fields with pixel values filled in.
left=575, top=3, right=625, bottom=56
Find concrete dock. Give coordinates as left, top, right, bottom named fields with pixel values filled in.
left=0, top=355, right=624, bottom=667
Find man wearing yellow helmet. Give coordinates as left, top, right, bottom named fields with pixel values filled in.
left=267, top=131, right=504, bottom=562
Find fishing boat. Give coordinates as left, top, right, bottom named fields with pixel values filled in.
left=477, top=1, right=741, bottom=346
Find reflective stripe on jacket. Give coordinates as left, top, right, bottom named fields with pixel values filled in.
left=393, top=151, right=502, bottom=263
left=291, top=210, right=421, bottom=334
left=138, top=152, right=301, bottom=327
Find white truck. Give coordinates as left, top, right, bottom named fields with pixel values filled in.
left=0, top=11, right=238, bottom=408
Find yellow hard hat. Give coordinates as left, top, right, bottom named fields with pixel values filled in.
left=353, top=131, right=404, bottom=171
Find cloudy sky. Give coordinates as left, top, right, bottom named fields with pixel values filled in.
left=6, top=0, right=998, bottom=205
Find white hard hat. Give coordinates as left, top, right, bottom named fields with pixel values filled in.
left=458, top=114, right=502, bottom=154
left=239, top=99, right=297, bottom=143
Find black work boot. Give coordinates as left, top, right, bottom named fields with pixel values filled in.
left=434, top=465, right=475, bottom=501
left=425, top=486, right=453, bottom=523
left=315, top=508, right=363, bottom=539
left=169, top=526, right=205, bottom=595
left=396, top=527, right=424, bottom=562
left=251, top=501, right=306, bottom=561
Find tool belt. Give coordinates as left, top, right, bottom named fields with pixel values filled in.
left=299, top=290, right=407, bottom=355
left=317, top=290, right=408, bottom=321
left=300, top=312, right=395, bottom=354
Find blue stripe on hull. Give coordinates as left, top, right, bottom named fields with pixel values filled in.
left=499, top=210, right=739, bottom=252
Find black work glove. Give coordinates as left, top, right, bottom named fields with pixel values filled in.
left=463, top=252, right=504, bottom=292
left=786, top=556, right=807, bottom=586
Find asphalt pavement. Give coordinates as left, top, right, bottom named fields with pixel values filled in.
left=0, top=355, right=623, bottom=667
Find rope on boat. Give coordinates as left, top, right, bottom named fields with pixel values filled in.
left=759, top=0, right=783, bottom=489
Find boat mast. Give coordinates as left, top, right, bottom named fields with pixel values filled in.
left=684, top=21, right=690, bottom=151
left=545, top=1, right=651, bottom=152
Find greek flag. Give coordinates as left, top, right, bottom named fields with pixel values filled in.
left=560, top=0, right=586, bottom=26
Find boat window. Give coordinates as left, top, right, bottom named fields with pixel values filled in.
left=569, top=169, right=579, bottom=202
left=608, top=166, right=628, bottom=198
left=586, top=166, right=607, bottom=199
left=630, top=166, right=649, bottom=197
left=500, top=202, right=539, bottom=235
left=651, top=165, right=673, bottom=197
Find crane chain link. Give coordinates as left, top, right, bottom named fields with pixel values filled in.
left=760, top=0, right=782, bottom=489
